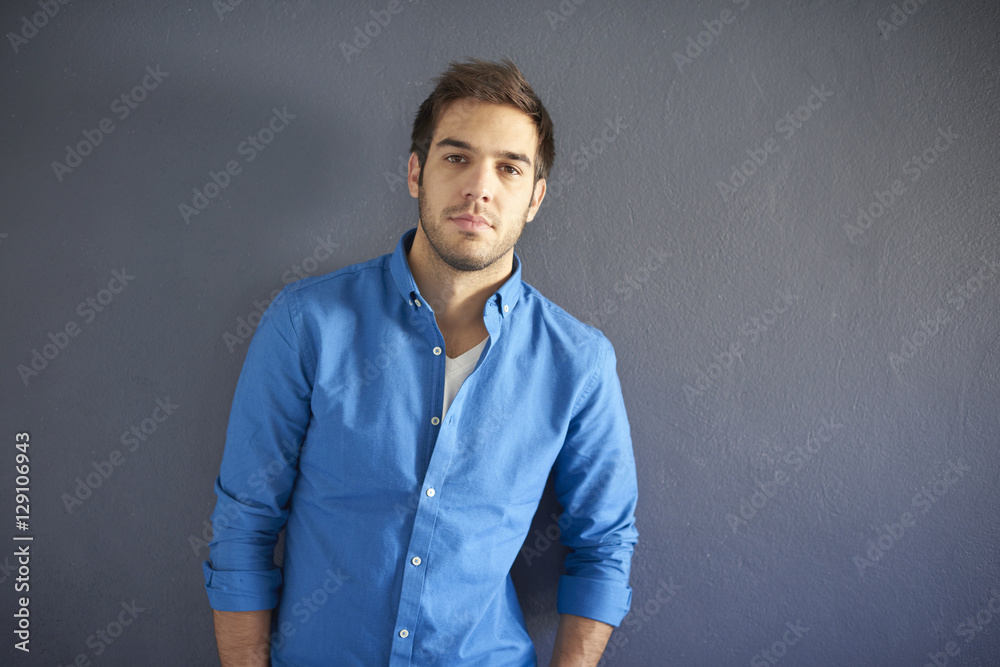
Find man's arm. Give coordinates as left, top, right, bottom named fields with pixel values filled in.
left=550, top=613, right=614, bottom=667
left=551, top=336, right=639, bottom=657
left=213, top=609, right=272, bottom=667
left=202, top=285, right=314, bottom=660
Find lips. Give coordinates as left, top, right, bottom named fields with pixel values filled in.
left=450, top=214, right=491, bottom=232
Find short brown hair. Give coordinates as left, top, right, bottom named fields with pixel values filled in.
left=410, top=58, right=555, bottom=183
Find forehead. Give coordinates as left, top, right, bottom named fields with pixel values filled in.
left=432, top=99, right=539, bottom=153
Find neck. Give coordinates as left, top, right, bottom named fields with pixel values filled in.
left=406, top=225, right=512, bottom=339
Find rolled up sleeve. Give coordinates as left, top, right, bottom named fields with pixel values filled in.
left=203, top=285, right=314, bottom=612
left=553, top=336, right=639, bottom=627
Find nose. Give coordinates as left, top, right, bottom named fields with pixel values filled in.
left=461, top=162, right=494, bottom=204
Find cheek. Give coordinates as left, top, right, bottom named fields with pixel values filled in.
left=504, top=183, right=530, bottom=205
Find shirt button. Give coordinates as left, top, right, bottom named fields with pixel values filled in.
left=414, top=299, right=422, bottom=307
left=431, top=416, right=440, bottom=425
left=503, top=304, right=509, bottom=313
left=399, top=629, right=409, bottom=638
left=426, top=488, right=435, bottom=497
left=411, top=556, right=422, bottom=566
left=433, top=346, right=442, bottom=355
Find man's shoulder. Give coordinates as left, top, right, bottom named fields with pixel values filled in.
left=519, top=280, right=612, bottom=352
left=283, top=250, right=391, bottom=302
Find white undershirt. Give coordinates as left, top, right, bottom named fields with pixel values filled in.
left=442, top=337, right=489, bottom=417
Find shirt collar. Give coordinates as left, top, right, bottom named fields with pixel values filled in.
left=389, top=227, right=523, bottom=319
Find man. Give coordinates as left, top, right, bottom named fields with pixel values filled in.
left=203, top=58, right=639, bottom=666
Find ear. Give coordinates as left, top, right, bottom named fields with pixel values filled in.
left=525, top=177, right=547, bottom=222
left=407, top=153, right=421, bottom=198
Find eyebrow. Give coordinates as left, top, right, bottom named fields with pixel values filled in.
left=435, top=137, right=533, bottom=168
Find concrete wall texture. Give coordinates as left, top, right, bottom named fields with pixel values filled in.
left=3, top=0, right=999, bottom=665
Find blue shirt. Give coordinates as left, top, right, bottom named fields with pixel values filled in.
left=203, top=228, right=639, bottom=666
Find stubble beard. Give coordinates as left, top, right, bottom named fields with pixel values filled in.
left=417, top=187, right=531, bottom=273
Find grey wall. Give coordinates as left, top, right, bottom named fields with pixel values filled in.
left=3, top=1, right=999, bottom=665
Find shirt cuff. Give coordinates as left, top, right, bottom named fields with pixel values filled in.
left=556, top=574, right=633, bottom=627
left=202, top=560, right=282, bottom=611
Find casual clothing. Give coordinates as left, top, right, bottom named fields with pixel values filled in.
left=203, top=228, right=639, bottom=666
left=442, top=336, right=488, bottom=416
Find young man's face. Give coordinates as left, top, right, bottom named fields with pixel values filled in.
left=408, top=98, right=546, bottom=273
